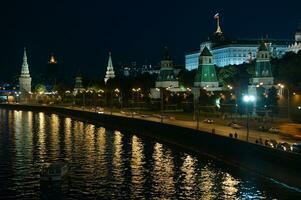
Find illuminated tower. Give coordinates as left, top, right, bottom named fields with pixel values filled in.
left=214, top=13, right=223, bottom=35
left=155, top=47, right=178, bottom=88
left=251, top=41, right=274, bottom=86
left=104, top=52, right=115, bottom=84
left=248, top=42, right=275, bottom=102
left=74, top=73, right=84, bottom=94
left=211, top=13, right=224, bottom=42
left=49, top=54, right=57, bottom=65
left=46, top=53, right=59, bottom=85
left=19, top=48, right=32, bottom=94
left=194, top=47, right=219, bottom=91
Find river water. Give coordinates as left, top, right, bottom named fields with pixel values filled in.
left=0, top=109, right=300, bottom=199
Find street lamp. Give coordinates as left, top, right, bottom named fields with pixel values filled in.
left=80, top=89, right=87, bottom=111
left=132, top=88, right=141, bottom=117
left=278, top=83, right=291, bottom=121
left=227, top=85, right=233, bottom=90
left=243, top=94, right=256, bottom=142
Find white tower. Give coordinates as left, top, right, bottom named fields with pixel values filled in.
left=104, top=52, right=115, bottom=84
left=19, top=48, right=32, bottom=94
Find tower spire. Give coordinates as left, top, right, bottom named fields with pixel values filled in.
left=214, top=13, right=222, bottom=34
left=104, top=51, right=115, bottom=84
left=21, top=47, right=30, bottom=76
left=19, top=47, right=32, bottom=95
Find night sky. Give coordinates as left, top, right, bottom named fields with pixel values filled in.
left=0, top=0, right=300, bottom=81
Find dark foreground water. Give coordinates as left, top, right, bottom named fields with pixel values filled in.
left=0, top=109, right=300, bottom=199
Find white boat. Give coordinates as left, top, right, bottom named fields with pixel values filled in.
left=40, top=162, right=69, bottom=182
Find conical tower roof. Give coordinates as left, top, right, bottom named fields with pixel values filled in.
left=21, top=47, right=30, bottom=76
left=258, top=41, right=268, bottom=51
left=104, top=51, right=115, bottom=83
left=106, top=52, right=114, bottom=70
left=163, top=46, right=172, bottom=60
left=200, top=46, right=212, bottom=57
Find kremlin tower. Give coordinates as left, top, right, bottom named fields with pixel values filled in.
left=194, top=46, right=220, bottom=91
left=19, top=48, right=32, bottom=94
left=104, top=52, right=115, bottom=84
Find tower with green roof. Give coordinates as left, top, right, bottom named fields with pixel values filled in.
left=248, top=41, right=275, bottom=109
left=251, top=41, right=274, bottom=87
left=155, top=47, right=179, bottom=88
left=194, top=47, right=220, bottom=91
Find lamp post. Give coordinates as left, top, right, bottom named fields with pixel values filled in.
left=278, top=83, right=290, bottom=121
left=160, top=87, right=164, bottom=123
left=132, top=88, right=141, bottom=117
left=98, top=89, right=104, bottom=108
left=114, top=88, right=120, bottom=111
left=81, top=89, right=86, bottom=111
left=243, top=95, right=256, bottom=142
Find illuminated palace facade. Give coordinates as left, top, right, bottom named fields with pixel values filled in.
left=185, top=16, right=290, bottom=70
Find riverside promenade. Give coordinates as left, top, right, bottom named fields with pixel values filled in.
left=3, top=103, right=301, bottom=145
left=55, top=105, right=301, bottom=145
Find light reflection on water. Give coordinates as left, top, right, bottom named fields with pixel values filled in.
left=0, top=109, right=300, bottom=199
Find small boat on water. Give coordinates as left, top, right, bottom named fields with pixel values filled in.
left=40, top=162, right=69, bottom=182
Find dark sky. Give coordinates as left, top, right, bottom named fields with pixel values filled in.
left=0, top=0, right=300, bottom=81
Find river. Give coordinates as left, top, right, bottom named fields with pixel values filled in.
left=0, top=109, right=300, bottom=199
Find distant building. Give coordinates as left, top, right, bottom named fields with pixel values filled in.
left=19, top=48, right=32, bottom=95
left=121, top=62, right=158, bottom=77
left=185, top=14, right=290, bottom=70
left=287, top=28, right=301, bottom=53
left=104, top=52, right=115, bottom=84
left=121, top=62, right=184, bottom=78
left=194, top=47, right=221, bottom=91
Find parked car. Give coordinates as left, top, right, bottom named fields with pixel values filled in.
left=258, top=126, right=269, bottom=132
left=228, top=122, right=236, bottom=126
left=268, top=127, right=280, bottom=133
left=203, top=119, right=214, bottom=124
left=276, top=142, right=291, bottom=151
left=291, top=143, right=301, bottom=154
left=265, top=139, right=278, bottom=148
left=228, top=122, right=243, bottom=129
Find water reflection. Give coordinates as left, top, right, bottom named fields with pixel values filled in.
left=152, top=142, right=175, bottom=198
left=112, top=131, right=124, bottom=186
left=38, top=112, right=46, bottom=161
left=222, top=173, right=239, bottom=199
left=50, top=114, right=60, bottom=159
left=0, top=109, right=299, bottom=199
left=64, top=118, right=72, bottom=158
left=130, top=135, right=145, bottom=198
left=180, top=154, right=196, bottom=197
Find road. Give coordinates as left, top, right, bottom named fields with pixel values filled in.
left=37, top=104, right=301, bottom=145
left=80, top=107, right=301, bottom=145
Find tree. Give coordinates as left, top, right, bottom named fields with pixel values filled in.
left=255, top=86, right=267, bottom=117
left=178, top=69, right=195, bottom=88
left=218, top=66, right=238, bottom=85
left=273, top=51, right=301, bottom=86
left=266, top=86, right=278, bottom=116
left=35, top=84, right=47, bottom=94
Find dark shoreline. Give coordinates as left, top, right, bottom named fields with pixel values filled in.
left=1, top=103, right=301, bottom=191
